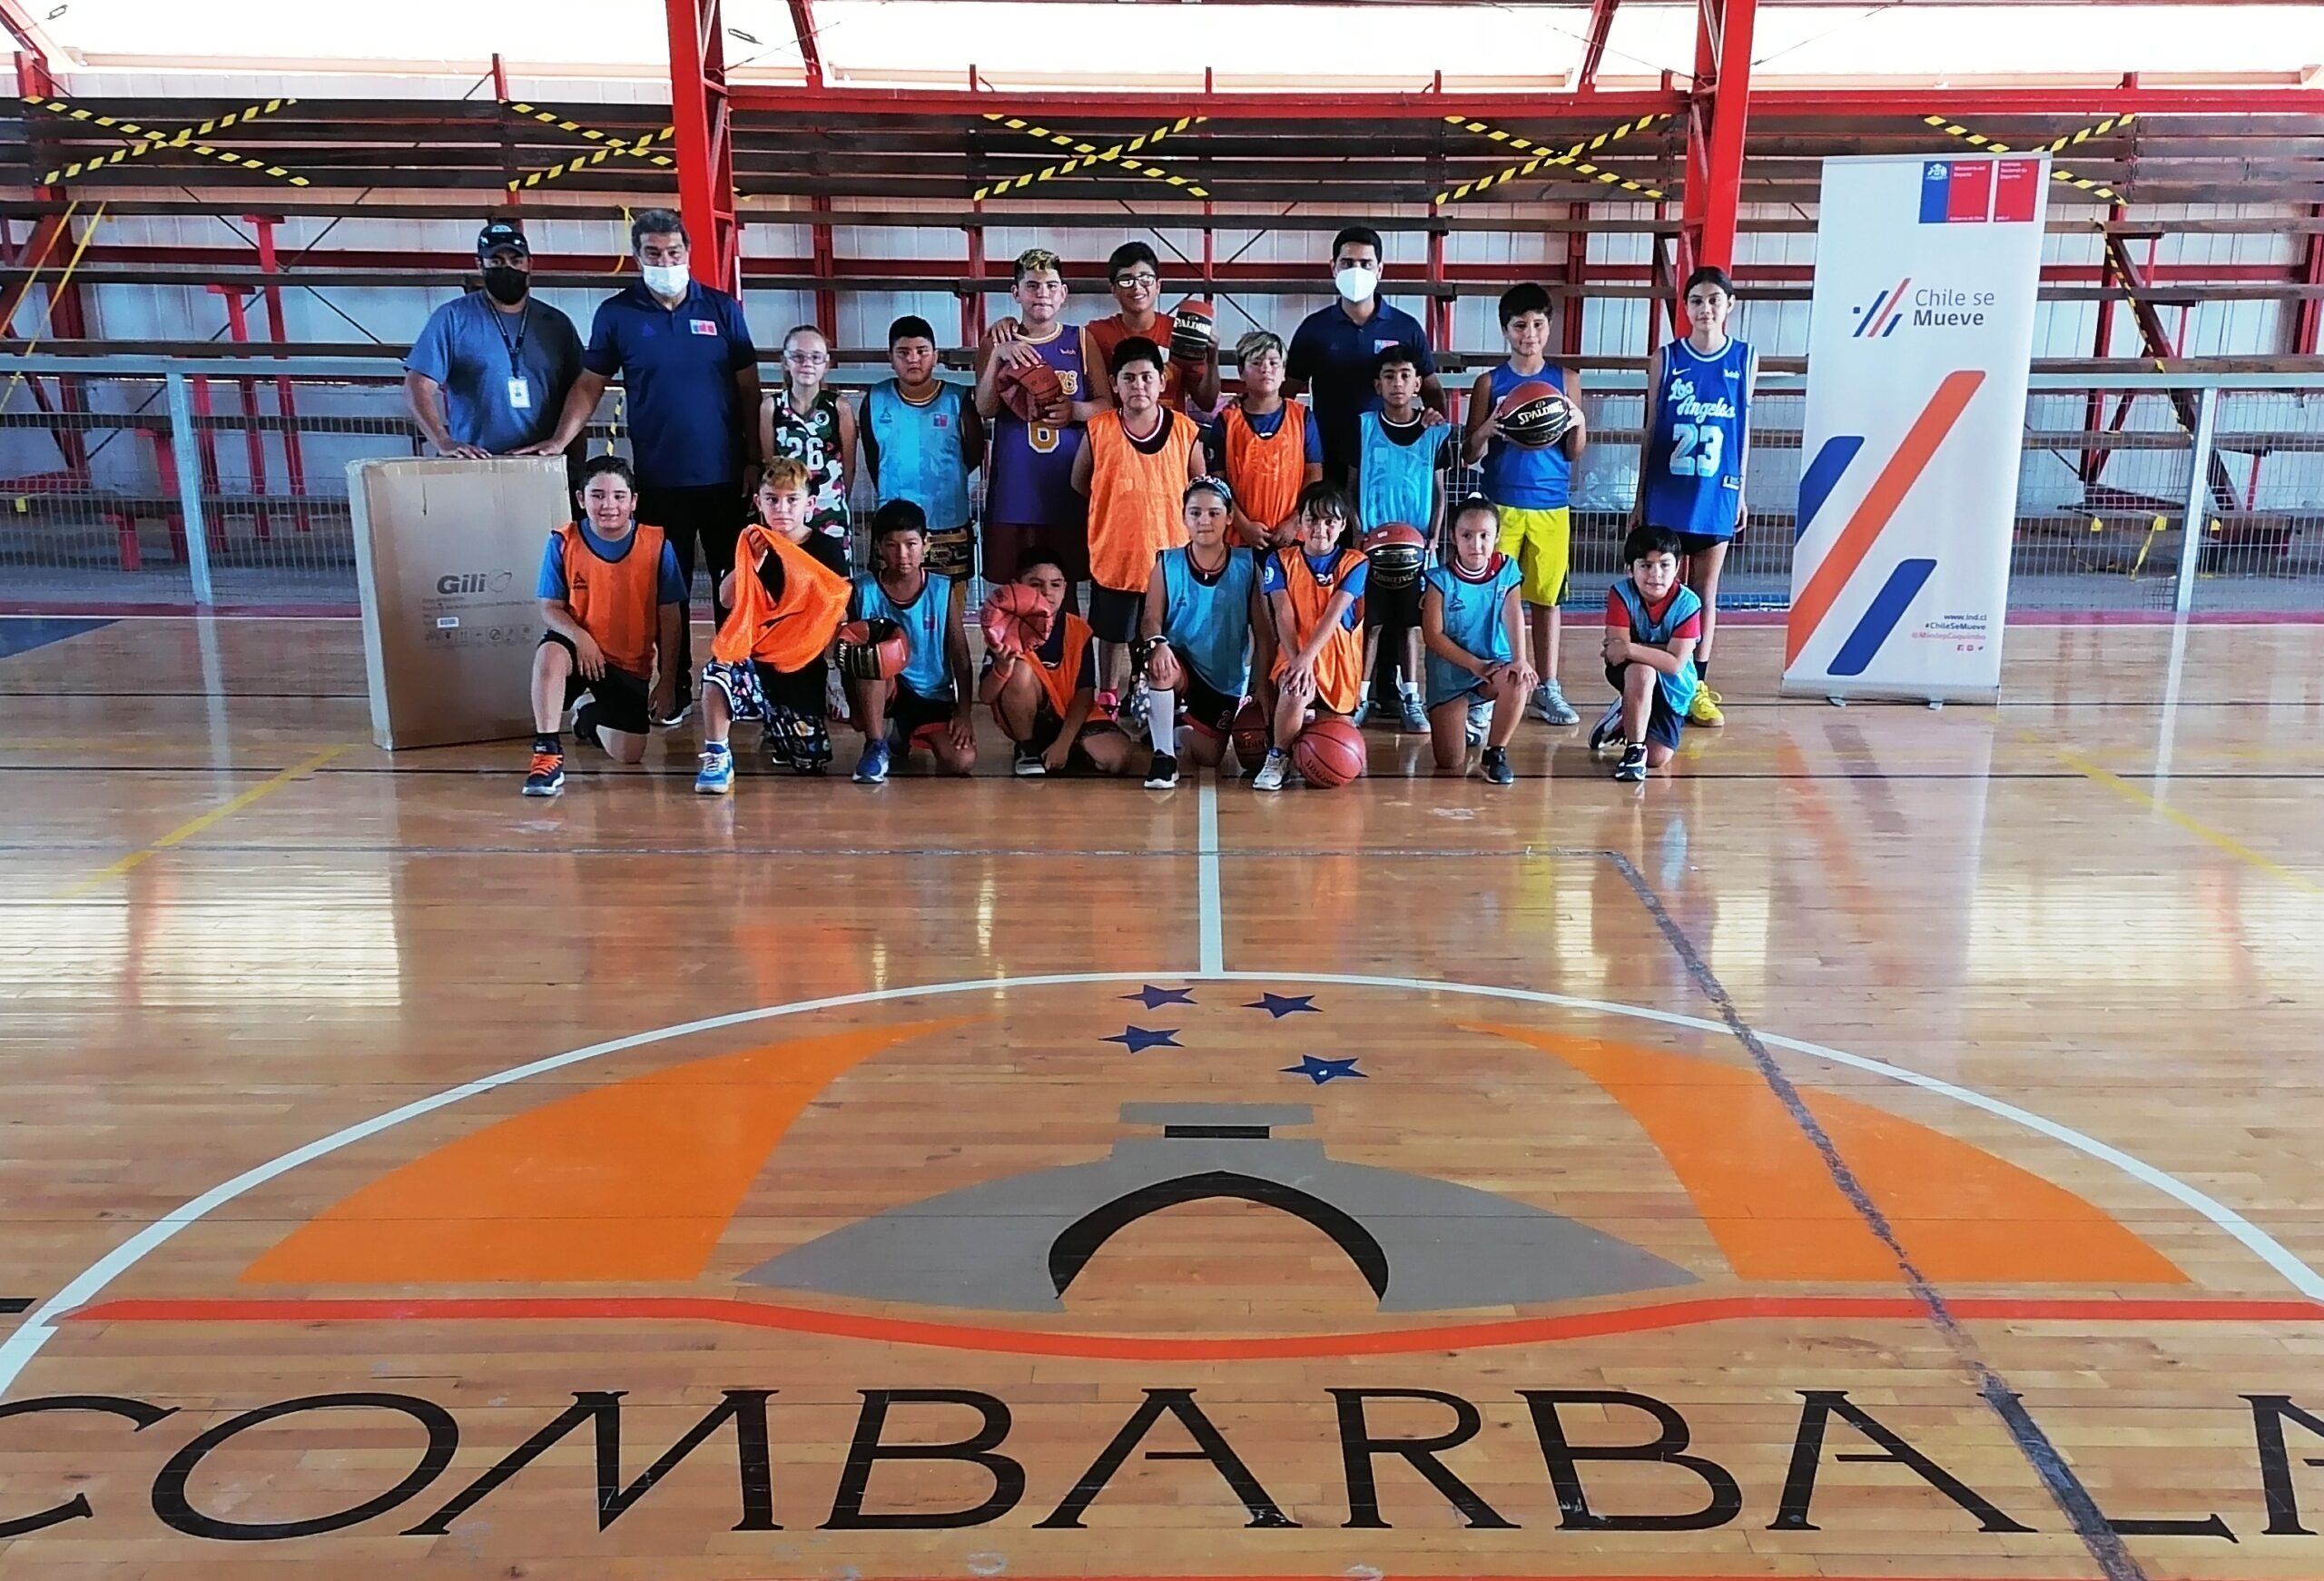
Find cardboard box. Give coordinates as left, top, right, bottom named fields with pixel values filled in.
left=348, top=456, right=569, bottom=750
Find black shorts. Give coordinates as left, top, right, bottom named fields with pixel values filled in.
left=542, top=633, right=652, bottom=735
left=1087, top=582, right=1145, bottom=645
left=1364, top=573, right=1423, bottom=631
left=1024, top=711, right=1125, bottom=772
left=887, top=683, right=958, bottom=742
left=1176, top=666, right=1241, bottom=737
left=1673, top=530, right=1735, bottom=558
left=1605, top=662, right=1686, bottom=751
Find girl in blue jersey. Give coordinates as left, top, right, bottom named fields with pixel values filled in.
left=1420, top=497, right=1532, bottom=786
left=846, top=500, right=976, bottom=784
left=1135, top=476, right=1262, bottom=789
left=1631, top=266, right=1756, bottom=727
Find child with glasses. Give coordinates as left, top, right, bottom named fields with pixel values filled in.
left=760, top=323, right=856, bottom=562
left=1081, top=241, right=1219, bottom=412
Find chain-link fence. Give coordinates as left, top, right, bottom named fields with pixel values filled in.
left=3, top=361, right=2319, bottom=616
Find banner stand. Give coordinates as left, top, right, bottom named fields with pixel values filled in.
left=1782, top=153, right=2049, bottom=706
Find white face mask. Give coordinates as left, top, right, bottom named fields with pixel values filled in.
left=1334, top=264, right=1378, bottom=303
left=640, top=262, right=690, bottom=298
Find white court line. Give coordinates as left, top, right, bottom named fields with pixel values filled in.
left=4, top=969, right=2315, bottom=1399
left=1196, top=779, right=1224, bottom=976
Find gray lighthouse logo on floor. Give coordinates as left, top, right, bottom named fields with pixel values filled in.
left=743, top=1103, right=1694, bottom=1313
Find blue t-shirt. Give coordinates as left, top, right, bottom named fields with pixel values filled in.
left=1641, top=337, right=1751, bottom=541
left=1423, top=555, right=1523, bottom=705
left=1285, top=298, right=1435, bottom=473
left=535, top=522, right=686, bottom=603
left=404, top=291, right=584, bottom=454
left=1262, top=549, right=1368, bottom=630
left=583, top=282, right=756, bottom=490
left=1356, top=410, right=1450, bottom=531
left=865, top=379, right=974, bottom=531
left=1480, top=362, right=1572, bottom=510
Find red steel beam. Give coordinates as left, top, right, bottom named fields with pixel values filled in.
left=1687, top=0, right=1758, bottom=270
left=2297, top=203, right=2323, bottom=356
left=731, top=83, right=2320, bottom=121
left=667, top=0, right=742, bottom=294
left=785, top=0, right=824, bottom=89
left=1579, top=0, right=1621, bottom=91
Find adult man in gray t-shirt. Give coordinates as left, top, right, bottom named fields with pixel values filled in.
left=403, top=221, right=584, bottom=458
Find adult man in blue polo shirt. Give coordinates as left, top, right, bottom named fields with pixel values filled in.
left=522, top=208, right=760, bottom=718
left=1284, top=225, right=1447, bottom=489
left=403, top=221, right=583, bottom=459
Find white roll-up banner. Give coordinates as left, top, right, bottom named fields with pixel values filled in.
left=1784, top=153, right=2049, bottom=703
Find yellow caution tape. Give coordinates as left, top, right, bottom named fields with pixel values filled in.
left=25, top=94, right=307, bottom=186
left=505, top=104, right=675, bottom=172
left=1921, top=113, right=2135, bottom=202
left=1437, top=112, right=1670, bottom=204
left=974, top=114, right=1208, bottom=201
left=508, top=127, right=680, bottom=191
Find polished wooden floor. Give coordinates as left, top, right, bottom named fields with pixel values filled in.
left=2, top=614, right=2321, bottom=1581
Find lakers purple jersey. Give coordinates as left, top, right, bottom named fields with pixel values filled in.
left=986, top=327, right=1087, bottom=529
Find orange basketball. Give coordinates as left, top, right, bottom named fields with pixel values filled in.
left=1293, top=718, right=1367, bottom=788
left=1231, top=699, right=1270, bottom=769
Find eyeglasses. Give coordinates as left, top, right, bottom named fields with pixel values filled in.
left=784, top=350, right=830, bottom=365
left=1114, top=272, right=1159, bottom=287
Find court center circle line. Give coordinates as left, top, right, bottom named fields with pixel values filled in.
left=4, top=969, right=2313, bottom=1399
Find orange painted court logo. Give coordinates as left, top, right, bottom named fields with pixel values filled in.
left=9, top=973, right=2324, bottom=1566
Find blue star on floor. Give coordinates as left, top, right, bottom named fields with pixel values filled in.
left=1245, top=992, right=1321, bottom=1018
left=1120, top=984, right=1196, bottom=1010
left=1102, top=1025, right=1183, bottom=1053
left=1282, top=1053, right=1366, bottom=1085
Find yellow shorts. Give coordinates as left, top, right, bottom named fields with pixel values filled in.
left=1496, top=505, right=1571, bottom=608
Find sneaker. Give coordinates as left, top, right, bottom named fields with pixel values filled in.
left=1466, top=697, right=1492, bottom=747
left=1688, top=684, right=1726, bottom=727
left=653, top=692, right=693, bottom=729
left=1482, top=746, right=1514, bottom=786
left=1013, top=743, right=1047, bottom=778
left=1251, top=748, right=1291, bottom=792
left=1350, top=697, right=1373, bottom=728
left=694, top=747, right=734, bottom=795
left=521, top=746, right=565, bottom=797
left=1614, top=743, right=1649, bottom=783
left=1143, top=749, right=1179, bottom=790
left=852, top=739, right=891, bottom=785
left=1588, top=702, right=1623, bottom=754
left=1119, top=678, right=1151, bottom=744
left=1528, top=678, right=1580, bottom=726
left=1397, top=691, right=1428, bottom=734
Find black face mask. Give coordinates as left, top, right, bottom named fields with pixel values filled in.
left=481, top=265, right=529, bottom=306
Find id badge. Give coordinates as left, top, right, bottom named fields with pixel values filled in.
left=506, top=377, right=532, bottom=410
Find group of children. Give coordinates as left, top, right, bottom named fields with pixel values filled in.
left=524, top=252, right=1753, bottom=795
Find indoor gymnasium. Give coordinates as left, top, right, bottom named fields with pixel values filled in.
left=3, top=2, right=2323, bottom=1578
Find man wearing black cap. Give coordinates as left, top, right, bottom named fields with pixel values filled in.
left=403, top=221, right=584, bottom=459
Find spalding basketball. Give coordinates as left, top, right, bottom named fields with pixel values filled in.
left=996, top=356, right=1068, bottom=425
left=1362, top=521, right=1429, bottom=591
left=1168, top=298, right=1216, bottom=364
left=1493, top=379, right=1576, bottom=450
left=1231, top=699, right=1271, bottom=770
left=1294, top=718, right=1367, bottom=788
left=834, top=618, right=911, bottom=682
left=979, top=582, right=1054, bottom=657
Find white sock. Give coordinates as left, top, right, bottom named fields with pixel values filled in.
left=1398, top=677, right=1420, bottom=699
left=1147, top=686, right=1177, bottom=746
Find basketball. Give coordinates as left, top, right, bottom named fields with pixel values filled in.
left=1231, top=699, right=1270, bottom=769
left=1493, top=379, right=1576, bottom=449
left=1362, top=521, right=1429, bottom=590
left=996, top=355, right=1068, bottom=425
left=834, top=618, right=911, bottom=681
left=1294, top=718, right=1367, bottom=788
left=1168, top=297, right=1216, bottom=364
left=980, top=582, right=1055, bottom=657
